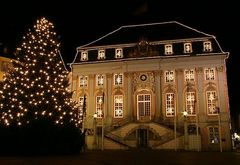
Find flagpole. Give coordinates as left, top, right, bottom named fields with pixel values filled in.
left=101, top=92, right=104, bottom=151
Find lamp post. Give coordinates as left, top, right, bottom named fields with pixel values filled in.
left=183, top=110, right=188, bottom=150
left=93, top=113, right=97, bottom=149
left=216, top=107, right=223, bottom=152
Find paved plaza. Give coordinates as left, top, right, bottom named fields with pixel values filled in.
left=0, top=149, right=240, bottom=165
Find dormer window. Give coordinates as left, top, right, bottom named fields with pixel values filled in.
left=184, top=43, right=192, bottom=53
left=81, top=51, right=88, bottom=61
left=203, top=41, right=212, bottom=52
left=165, top=44, right=173, bottom=55
left=115, top=48, right=123, bottom=58
left=98, top=49, right=105, bottom=60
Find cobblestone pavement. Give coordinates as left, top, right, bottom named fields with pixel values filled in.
left=0, top=150, right=240, bottom=165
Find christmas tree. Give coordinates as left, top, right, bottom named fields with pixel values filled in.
left=0, top=17, right=79, bottom=127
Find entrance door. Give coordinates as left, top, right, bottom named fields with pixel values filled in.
left=138, top=129, right=148, bottom=148
left=137, top=94, right=151, bottom=121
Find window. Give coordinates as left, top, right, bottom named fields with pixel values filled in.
left=98, top=49, right=105, bottom=60
left=206, top=91, right=218, bottom=115
left=184, top=43, right=192, bottom=53
left=81, top=51, right=88, bottom=61
left=209, top=127, right=219, bottom=144
left=114, top=74, right=123, bottom=86
left=185, top=69, right=195, bottom=82
left=165, top=71, right=174, bottom=83
left=186, top=92, right=196, bottom=115
left=96, top=74, right=104, bottom=86
left=205, top=68, right=215, bottom=80
left=115, top=48, right=123, bottom=58
left=165, top=44, right=173, bottom=55
left=166, top=93, right=175, bottom=117
left=79, top=75, right=88, bottom=87
left=96, top=96, right=104, bottom=118
left=79, top=96, right=87, bottom=117
left=137, top=94, right=151, bottom=117
left=114, top=95, right=123, bottom=118
left=203, top=41, right=212, bottom=52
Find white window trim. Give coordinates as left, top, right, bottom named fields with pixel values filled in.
left=164, top=44, right=173, bottom=55
left=79, top=75, right=88, bottom=87
left=137, top=94, right=151, bottom=120
left=184, top=69, right=195, bottom=82
left=184, top=42, right=192, bottom=53
left=115, top=48, right=123, bottom=58
left=205, top=68, right=215, bottom=81
left=114, top=73, right=123, bottom=86
left=114, top=95, right=123, bottom=118
left=165, top=70, right=175, bottom=83
left=96, top=74, right=104, bottom=86
left=81, top=51, right=88, bottom=61
left=166, top=93, right=175, bottom=117
left=98, top=49, right=105, bottom=60
left=186, top=92, right=196, bottom=116
left=206, top=91, right=218, bottom=115
left=96, top=96, right=104, bottom=118
left=203, top=41, right=212, bottom=52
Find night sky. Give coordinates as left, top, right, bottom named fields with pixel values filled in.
left=0, top=0, right=239, bottom=122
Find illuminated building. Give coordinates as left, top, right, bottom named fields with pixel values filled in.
left=70, top=21, right=231, bottom=151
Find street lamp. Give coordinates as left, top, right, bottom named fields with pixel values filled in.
left=183, top=110, right=188, bottom=150
left=93, top=113, right=97, bottom=149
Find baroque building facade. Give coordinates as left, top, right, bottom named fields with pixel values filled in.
left=70, top=21, right=231, bottom=151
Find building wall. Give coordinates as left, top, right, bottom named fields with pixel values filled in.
left=72, top=54, right=231, bottom=151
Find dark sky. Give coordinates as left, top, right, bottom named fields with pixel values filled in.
left=0, top=0, right=239, bottom=120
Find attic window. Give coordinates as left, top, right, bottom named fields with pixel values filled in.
left=164, top=44, right=173, bottom=55
left=81, top=51, right=88, bottom=61
left=184, top=43, right=192, bottom=53
left=115, top=48, right=123, bottom=58
left=203, top=41, right=212, bottom=52
left=98, top=49, right=105, bottom=60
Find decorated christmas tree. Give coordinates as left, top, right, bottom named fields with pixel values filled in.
left=0, top=17, right=79, bottom=127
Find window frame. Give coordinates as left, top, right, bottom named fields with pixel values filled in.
left=115, top=48, right=123, bottom=58
left=137, top=94, right=151, bottom=118
left=209, top=126, right=219, bottom=144
left=79, top=75, right=88, bottom=87
left=184, top=42, right=192, bottom=53
left=206, top=91, right=218, bottom=115
left=96, top=74, right=104, bottom=86
left=114, top=95, right=123, bottom=118
left=205, top=68, right=215, bottom=81
left=186, top=92, right=196, bottom=116
left=203, top=41, right=212, bottom=52
left=114, top=73, right=123, bottom=86
left=81, top=50, right=88, bottom=61
left=98, top=49, right=105, bottom=60
left=166, top=93, right=175, bottom=117
left=184, top=69, right=195, bottom=82
left=164, top=44, right=173, bottom=55
left=165, top=70, right=175, bottom=83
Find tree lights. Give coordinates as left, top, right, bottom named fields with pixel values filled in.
left=0, top=17, right=79, bottom=127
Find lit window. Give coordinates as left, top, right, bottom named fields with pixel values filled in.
left=203, top=41, right=212, bottom=52
left=184, top=43, right=192, bottom=53
left=186, top=92, right=196, bottom=115
left=114, top=74, right=123, bottom=86
left=79, top=75, right=88, bottom=87
left=115, top=48, right=123, bottom=58
left=166, top=93, right=175, bottom=117
left=114, top=95, right=123, bottom=118
left=185, top=69, right=195, bottom=82
left=209, top=127, right=219, bottom=144
left=165, top=71, right=174, bottom=83
left=79, top=96, right=87, bottom=117
left=81, top=51, right=88, bottom=61
left=206, top=91, right=218, bottom=115
left=165, top=44, right=173, bottom=55
left=96, top=74, right=104, bottom=86
left=98, top=49, right=105, bottom=60
left=137, top=94, right=151, bottom=117
left=205, top=68, right=215, bottom=80
left=96, top=96, right=104, bottom=118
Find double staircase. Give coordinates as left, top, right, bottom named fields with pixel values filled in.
left=104, top=118, right=184, bottom=149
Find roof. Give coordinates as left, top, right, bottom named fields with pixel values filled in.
left=78, top=21, right=212, bottom=48
left=71, top=21, right=226, bottom=65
